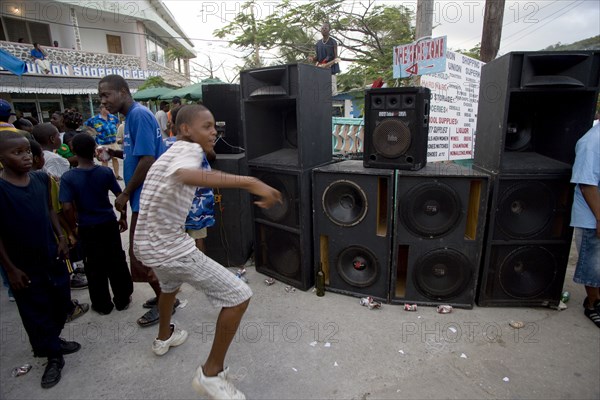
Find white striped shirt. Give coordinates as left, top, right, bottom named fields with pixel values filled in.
left=133, top=140, right=203, bottom=267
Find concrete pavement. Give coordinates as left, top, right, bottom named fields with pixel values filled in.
left=1, top=239, right=599, bottom=400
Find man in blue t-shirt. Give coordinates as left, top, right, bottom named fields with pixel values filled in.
left=570, top=123, right=600, bottom=328
left=98, top=74, right=178, bottom=328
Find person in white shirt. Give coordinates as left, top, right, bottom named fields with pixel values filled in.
left=32, top=123, right=70, bottom=181
left=154, top=101, right=170, bottom=139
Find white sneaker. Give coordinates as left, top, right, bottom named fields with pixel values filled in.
left=152, top=324, right=188, bottom=356
left=192, top=366, right=246, bottom=400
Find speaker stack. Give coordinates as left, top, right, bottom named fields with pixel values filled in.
left=474, top=51, right=600, bottom=307
left=202, top=84, right=244, bottom=154
left=313, top=161, right=395, bottom=302
left=391, top=163, right=489, bottom=308
left=241, top=63, right=332, bottom=290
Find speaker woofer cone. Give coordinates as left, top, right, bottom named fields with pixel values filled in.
left=336, top=246, right=379, bottom=288
left=505, top=124, right=532, bottom=152
left=498, top=246, right=556, bottom=299
left=322, top=180, right=368, bottom=227
left=400, top=182, right=461, bottom=238
left=413, top=248, right=472, bottom=300
left=497, top=181, right=553, bottom=239
left=257, top=175, right=291, bottom=222
left=372, top=119, right=411, bottom=158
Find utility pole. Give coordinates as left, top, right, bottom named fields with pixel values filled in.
left=412, top=0, right=434, bottom=85
left=480, top=0, right=506, bottom=62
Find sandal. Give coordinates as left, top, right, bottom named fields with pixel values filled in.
left=584, top=307, right=600, bottom=328
left=143, top=296, right=158, bottom=309
left=137, top=300, right=180, bottom=327
left=143, top=297, right=180, bottom=309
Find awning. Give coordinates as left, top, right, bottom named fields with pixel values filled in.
left=132, top=86, right=174, bottom=101
left=0, top=73, right=145, bottom=95
left=159, top=78, right=223, bottom=101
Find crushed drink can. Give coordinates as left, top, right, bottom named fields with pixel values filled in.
left=235, top=268, right=248, bottom=283
left=404, top=304, right=418, bottom=311
left=560, top=291, right=570, bottom=303
left=437, top=305, right=453, bottom=314
left=284, top=286, right=296, bottom=293
left=12, top=363, right=32, bottom=377
left=264, top=278, right=276, bottom=286
left=360, top=296, right=382, bottom=310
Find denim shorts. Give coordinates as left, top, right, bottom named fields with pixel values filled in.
left=573, top=228, right=600, bottom=287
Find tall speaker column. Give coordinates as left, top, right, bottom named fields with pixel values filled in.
left=474, top=51, right=600, bottom=307
left=241, top=63, right=332, bottom=290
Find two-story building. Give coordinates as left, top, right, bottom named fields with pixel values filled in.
left=0, top=0, right=195, bottom=123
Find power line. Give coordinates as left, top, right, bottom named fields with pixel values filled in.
left=450, top=0, right=562, bottom=49
left=499, top=0, right=586, bottom=52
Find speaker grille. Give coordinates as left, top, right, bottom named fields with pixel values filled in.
left=322, top=180, right=368, bottom=227
left=498, top=246, right=557, bottom=299
left=263, top=229, right=301, bottom=278
left=373, top=119, right=411, bottom=158
left=497, top=181, right=553, bottom=239
left=336, top=246, right=379, bottom=288
left=252, top=172, right=298, bottom=227
left=413, top=248, right=472, bottom=300
left=400, top=182, right=462, bottom=238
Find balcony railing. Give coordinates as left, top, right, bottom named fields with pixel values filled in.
left=0, top=41, right=189, bottom=86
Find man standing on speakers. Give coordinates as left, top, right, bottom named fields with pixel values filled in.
left=570, top=122, right=600, bottom=328
left=312, top=22, right=340, bottom=96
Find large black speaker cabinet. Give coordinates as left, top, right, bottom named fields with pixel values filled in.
left=476, top=155, right=574, bottom=307
left=202, top=84, right=243, bottom=154
left=313, top=161, right=395, bottom=301
left=391, top=163, right=489, bottom=308
left=250, top=165, right=315, bottom=290
left=204, top=154, right=253, bottom=267
left=241, top=63, right=332, bottom=169
left=363, top=87, right=431, bottom=171
left=474, top=51, right=600, bottom=172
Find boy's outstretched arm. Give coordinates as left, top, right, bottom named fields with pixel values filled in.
left=176, top=168, right=282, bottom=209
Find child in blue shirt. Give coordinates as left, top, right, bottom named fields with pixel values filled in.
left=59, top=133, right=133, bottom=315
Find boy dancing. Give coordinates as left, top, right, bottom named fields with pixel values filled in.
left=133, top=105, right=281, bottom=399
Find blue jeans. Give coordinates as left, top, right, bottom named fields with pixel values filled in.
left=573, top=228, right=600, bottom=287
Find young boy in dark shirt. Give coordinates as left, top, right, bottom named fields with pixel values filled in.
left=59, top=133, right=133, bottom=315
left=0, top=131, right=81, bottom=389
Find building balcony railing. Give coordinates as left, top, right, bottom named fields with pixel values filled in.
left=0, top=40, right=189, bottom=86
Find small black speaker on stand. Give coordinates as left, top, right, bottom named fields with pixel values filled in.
left=363, top=87, right=431, bottom=171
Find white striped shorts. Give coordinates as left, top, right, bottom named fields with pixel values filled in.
left=151, top=248, right=252, bottom=308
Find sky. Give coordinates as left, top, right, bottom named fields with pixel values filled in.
left=163, top=0, right=600, bottom=82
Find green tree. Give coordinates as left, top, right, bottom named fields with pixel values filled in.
left=138, top=76, right=167, bottom=90
left=454, top=43, right=481, bottom=61
left=214, top=0, right=415, bottom=89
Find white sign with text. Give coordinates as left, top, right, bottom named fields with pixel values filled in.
left=421, top=51, right=484, bottom=161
